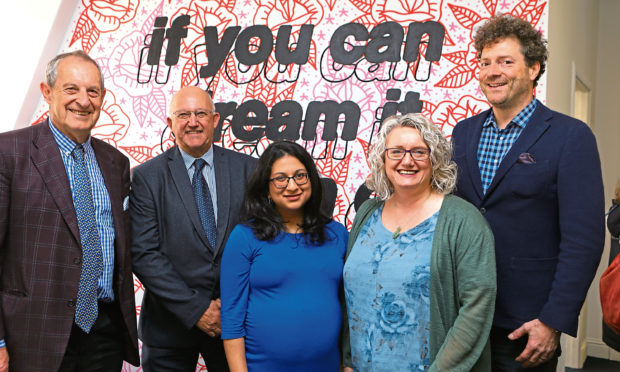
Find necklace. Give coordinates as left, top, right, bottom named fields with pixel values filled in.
left=392, top=226, right=402, bottom=239
left=387, top=192, right=437, bottom=239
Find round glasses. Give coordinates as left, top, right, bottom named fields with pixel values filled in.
left=385, top=147, right=430, bottom=161
left=269, top=172, right=309, bottom=189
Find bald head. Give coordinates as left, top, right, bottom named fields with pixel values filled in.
left=169, top=86, right=214, bottom=115
left=167, top=86, right=220, bottom=158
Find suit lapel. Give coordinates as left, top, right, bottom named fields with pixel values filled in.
left=168, top=147, right=211, bottom=249
left=465, top=111, right=487, bottom=202
left=483, top=103, right=552, bottom=199
left=30, top=122, right=81, bottom=245
left=213, top=146, right=231, bottom=257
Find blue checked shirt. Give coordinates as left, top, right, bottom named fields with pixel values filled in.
left=49, top=121, right=116, bottom=302
left=477, top=98, right=537, bottom=194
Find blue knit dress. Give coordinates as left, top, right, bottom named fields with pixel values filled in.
left=221, top=221, right=348, bottom=371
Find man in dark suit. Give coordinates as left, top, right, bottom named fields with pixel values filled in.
left=451, top=15, right=604, bottom=371
left=130, top=86, right=256, bottom=371
left=0, top=51, right=139, bottom=371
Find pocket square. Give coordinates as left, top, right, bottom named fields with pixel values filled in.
left=123, top=196, right=130, bottom=211
left=517, top=152, right=536, bottom=164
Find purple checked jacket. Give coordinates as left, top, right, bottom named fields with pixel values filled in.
left=0, top=121, right=139, bottom=371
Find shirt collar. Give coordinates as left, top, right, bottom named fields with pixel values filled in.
left=179, top=145, right=214, bottom=171
left=483, top=97, right=537, bottom=129
left=48, top=119, right=93, bottom=155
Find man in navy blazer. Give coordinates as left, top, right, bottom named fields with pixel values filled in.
left=451, top=15, right=604, bottom=371
left=130, top=87, right=256, bottom=371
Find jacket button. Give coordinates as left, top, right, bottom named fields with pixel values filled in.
left=479, top=207, right=486, bottom=214
left=67, top=300, right=76, bottom=308
left=73, top=257, right=81, bottom=264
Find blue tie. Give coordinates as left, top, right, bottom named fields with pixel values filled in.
left=192, top=159, right=217, bottom=249
left=71, top=145, right=103, bottom=333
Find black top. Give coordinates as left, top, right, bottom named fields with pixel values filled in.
left=607, top=200, right=620, bottom=238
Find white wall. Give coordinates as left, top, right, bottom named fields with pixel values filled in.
left=548, top=0, right=620, bottom=362
left=588, top=0, right=620, bottom=359
left=0, top=0, right=75, bottom=132
left=547, top=0, right=598, bottom=114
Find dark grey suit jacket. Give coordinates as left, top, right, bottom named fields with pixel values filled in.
left=0, top=121, right=139, bottom=371
left=130, top=145, right=256, bottom=347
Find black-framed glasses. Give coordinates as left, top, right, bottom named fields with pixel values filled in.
left=172, top=110, right=214, bottom=121
left=385, top=147, right=430, bottom=161
left=269, top=172, right=309, bottom=189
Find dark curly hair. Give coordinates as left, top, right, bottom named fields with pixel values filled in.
left=241, top=141, right=329, bottom=244
left=474, top=14, right=548, bottom=87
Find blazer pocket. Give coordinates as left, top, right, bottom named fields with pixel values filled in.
left=509, top=256, right=557, bottom=320
left=510, top=256, right=558, bottom=272
left=509, top=160, right=551, bottom=198
left=0, top=289, right=27, bottom=317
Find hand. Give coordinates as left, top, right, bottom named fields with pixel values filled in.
left=196, top=299, right=221, bottom=337
left=509, top=318, right=560, bottom=367
left=342, top=367, right=354, bottom=372
left=0, top=347, right=8, bottom=372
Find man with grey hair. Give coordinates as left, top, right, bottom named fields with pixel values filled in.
left=0, top=50, right=139, bottom=371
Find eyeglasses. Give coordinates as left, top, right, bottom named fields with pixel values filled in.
left=172, top=110, right=214, bottom=121
left=269, top=172, right=310, bottom=189
left=385, top=148, right=430, bottom=161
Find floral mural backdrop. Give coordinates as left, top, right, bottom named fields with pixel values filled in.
left=30, top=0, right=548, bottom=370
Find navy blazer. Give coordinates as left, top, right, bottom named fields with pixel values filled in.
left=130, top=145, right=256, bottom=347
left=451, top=101, right=605, bottom=336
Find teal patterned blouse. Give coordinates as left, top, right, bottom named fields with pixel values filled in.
left=343, top=205, right=438, bottom=372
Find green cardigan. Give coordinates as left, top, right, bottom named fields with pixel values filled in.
left=342, top=195, right=496, bottom=372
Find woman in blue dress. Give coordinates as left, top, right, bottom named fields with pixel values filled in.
left=342, top=114, right=496, bottom=372
left=220, top=141, right=348, bottom=372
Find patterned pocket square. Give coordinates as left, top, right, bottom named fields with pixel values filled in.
left=517, top=152, right=536, bottom=164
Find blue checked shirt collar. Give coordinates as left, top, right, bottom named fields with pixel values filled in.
left=483, top=97, right=537, bottom=130
left=48, top=119, right=93, bottom=155
left=477, top=98, right=537, bottom=194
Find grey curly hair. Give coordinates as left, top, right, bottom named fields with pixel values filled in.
left=366, top=113, right=456, bottom=200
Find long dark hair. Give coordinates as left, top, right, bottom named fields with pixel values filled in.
left=241, top=141, right=329, bottom=244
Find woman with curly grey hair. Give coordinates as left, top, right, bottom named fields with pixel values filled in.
left=341, top=113, right=497, bottom=371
